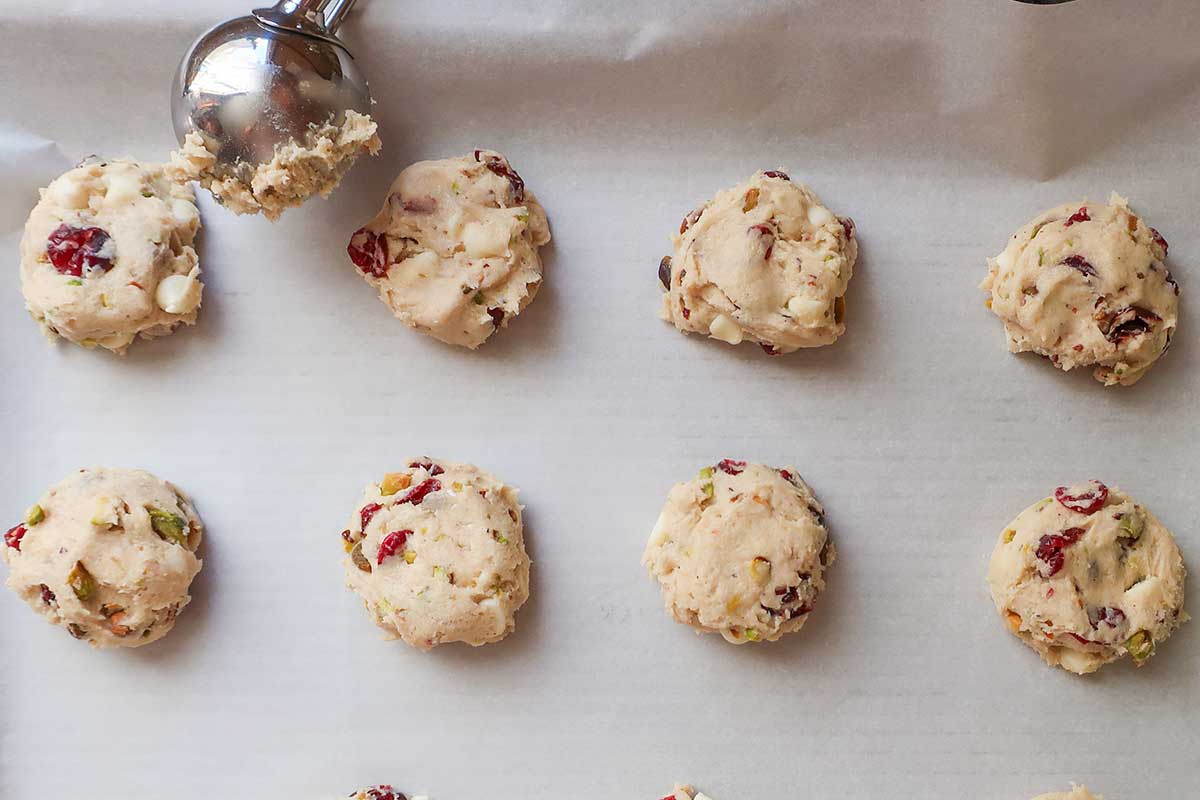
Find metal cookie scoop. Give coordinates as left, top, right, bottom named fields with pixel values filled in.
left=170, top=0, right=372, bottom=182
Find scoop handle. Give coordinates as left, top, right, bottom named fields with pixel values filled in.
left=259, top=0, right=359, bottom=35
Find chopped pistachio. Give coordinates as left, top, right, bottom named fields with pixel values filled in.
left=473, top=291, right=485, bottom=305
left=1029, top=221, right=1047, bottom=240
left=1003, top=528, right=1016, bottom=543
left=1124, top=630, right=1155, bottom=664
left=701, top=482, right=714, bottom=501
left=25, top=505, right=45, bottom=526
left=67, top=561, right=96, bottom=601
left=1118, top=508, right=1144, bottom=541
left=350, top=541, right=372, bottom=573
left=492, top=530, right=509, bottom=545
left=744, top=629, right=761, bottom=641
left=141, top=189, right=154, bottom=198
left=698, top=467, right=714, bottom=479
left=147, top=507, right=188, bottom=547
left=749, top=556, right=771, bottom=583
left=1037, top=247, right=1045, bottom=266
left=66, top=279, right=83, bottom=286
left=516, top=212, right=529, bottom=222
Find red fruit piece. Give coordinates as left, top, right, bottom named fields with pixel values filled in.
left=362, top=786, right=403, bottom=800
left=839, top=217, right=855, bottom=240
left=1064, top=207, right=1090, bottom=226
left=46, top=224, right=113, bottom=277
left=680, top=207, right=703, bottom=235
left=4, top=524, right=26, bottom=550
left=487, top=307, right=505, bottom=328
left=762, top=170, right=791, bottom=181
left=408, top=459, right=445, bottom=477
left=348, top=228, right=389, bottom=278
left=1060, top=255, right=1098, bottom=277
left=748, top=223, right=775, bottom=260
left=1065, top=632, right=1095, bottom=645
left=359, top=503, right=383, bottom=532
left=760, top=343, right=781, bottom=356
left=716, top=459, right=746, bottom=475
left=1055, top=481, right=1108, bottom=514
left=400, top=196, right=436, bottom=214
left=1106, top=306, right=1161, bottom=344
left=398, top=478, right=442, bottom=506
left=474, top=150, right=525, bottom=203
left=39, top=584, right=56, bottom=605
left=1150, top=227, right=1169, bottom=254
left=1035, top=527, right=1086, bottom=578
left=376, top=530, right=412, bottom=565
left=1088, top=606, right=1126, bottom=628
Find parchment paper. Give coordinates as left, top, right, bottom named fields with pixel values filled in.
left=2, top=1, right=1198, bottom=798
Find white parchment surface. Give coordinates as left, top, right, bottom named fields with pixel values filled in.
left=1, top=1, right=1199, bottom=798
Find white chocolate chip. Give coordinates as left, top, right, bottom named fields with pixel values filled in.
left=462, top=220, right=510, bottom=258
left=171, top=199, right=200, bottom=232
left=1057, top=648, right=1097, bottom=674
left=649, top=512, right=669, bottom=547
left=807, top=204, right=833, bottom=226
left=694, top=794, right=714, bottom=800
left=155, top=273, right=201, bottom=315
left=787, top=295, right=826, bottom=319
left=405, top=250, right=440, bottom=274
left=48, top=176, right=90, bottom=210
left=104, top=173, right=145, bottom=205
left=708, top=313, right=744, bottom=345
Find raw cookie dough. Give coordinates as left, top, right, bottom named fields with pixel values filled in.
left=981, top=194, right=1179, bottom=386
left=2, top=467, right=204, bottom=647
left=19, top=159, right=203, bottom=353
left=341, top=458, right=530, bottom=649
left=1032, top=787, right=1102, bottom=800
left=987, top=480, right=1187, bottom=675
left=658, top=170, right=857, bottom=354
left=643, top=460, right=835, bottom=644
left=167, top=110, right=380, bottom=221
left=662, top=786, right=715, bottom=800
left=347, top=786, right=428, bottom=800
left=346, top=149, right=551, bottom=349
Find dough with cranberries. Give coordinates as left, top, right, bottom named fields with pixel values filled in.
left=167, top=110, right=380, bottom=221
left=346, top=150, right=551, bottom=349
left=664, top=785, right=715, bottom=800
left=341, top=458, right=530, bottom=649
left=981, top=194, right=1179, bottom=386
left=2, top=467, right=204, bottom=647
left=987, top=480, right=1187, bottom=675
left=1033, top=787, right=1102, bottom=800
left=19, top=159, right=203, bottom=353
left=347, top=786, right=428, bottom=800
left=658, top=170, right=857, bottom=354
left=643, top=460, right=834, bottom=644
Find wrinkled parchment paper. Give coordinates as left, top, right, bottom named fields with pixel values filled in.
left=2, top=1, right=1199, bottom=798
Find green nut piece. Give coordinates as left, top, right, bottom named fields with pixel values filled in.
left=147, top=507, right=189, bottom=548
left=1118, top=508, right=1144, bottom=542
left=25, top=504, right=45, bottom=526
left=1124, top=630, right=1155, bottom=664
left=698, top=467, right=714, bottom=480
left=67, top=561, right=96, bottom=602
left=701, top=482, right=715, bottom=500
left=350, top=541, right=372, bottom=573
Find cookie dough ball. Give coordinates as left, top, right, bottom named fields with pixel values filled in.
left=662, top=786, right=715, bottom=800
left=981, top=194, right=1179, bottom=386
left=347, top=786, right=428, bottom=800
left=341, top=458, right=530, bottom=649
left=643, top=460, right=834, bottom=644
left=658, top=170, right=857, bottom=354
left=167, top=110, right=380, bottom=221
left=2, top=467, right=204, bottom=647
left=1032, top=787, right=1102, bottom=800
left=346, top=149, right=551, bottom=349
left=987, top=480, right=1187, bottom=675
left=19, top=159, right=204, bottom=353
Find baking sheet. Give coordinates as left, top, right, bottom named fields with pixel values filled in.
left=2, top=1, right=1199, bottom=798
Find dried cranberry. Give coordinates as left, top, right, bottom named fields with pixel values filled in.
left=680, top=207, right=703, bottom=235
left=400, top=196, right=436, bottom=214
left=658, top=256, right=672, bottom=290
left=4, top=524, right=26, bottom=550
left=408, top=459, right=445, bottom=476
left=474, top=150, right=525, bottom=203
left=376, top=530, right=412, bottom=565
left=839, top=217, right=855, bottom=239
left=347, top=228, right=389, bottom=278
left=1150, top=227, right=1169, bottom=254
left=361, top=786, right=403, bottom=800
left=39, top=584, right=56, bottom=605
left=760, top=343, right=781, bottom=356
left=1060, top=255, right=1098, bottom=277
left=1035, top=527, right=1086, bottom=577
left=1165, top=270, right=1180, bottom=295
left=779, top=469, right=794, bottom=482
left=487, top=307, right=505, bottom=328
left=1106, top=306, right=1160, bottom=344
left=1088, top=606, right=1126, bottom=628
left=716, top=459, right=746, bottom=475
left=1064, top=207, right=1090, bottom=226
left=341, top=529, right=354, bottom=544
left=46, top=224, right=113, bottom=277
left=398, top=478, right=441, bottom=506
left=762, top=170, right=790, bottom=181
left=359, top=503, right=383, bottom=532
left=748, top=223, right=775, bottom=260
left=1065, top=632, right=1095, bottom=645
left=1054, top=482, right=1108, bottom=514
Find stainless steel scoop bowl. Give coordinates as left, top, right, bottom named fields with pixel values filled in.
left=170, top=0, right=372, bottom=182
